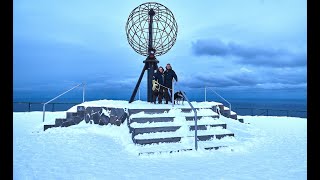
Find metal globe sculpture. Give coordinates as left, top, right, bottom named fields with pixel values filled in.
left=125, top=2, right=178, bottom=57
left=127, top=2, right=178, bottom=103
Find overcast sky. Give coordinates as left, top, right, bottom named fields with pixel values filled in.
left=13, top=0, right=306, bottom=100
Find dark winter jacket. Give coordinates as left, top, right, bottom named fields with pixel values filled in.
left=153, top=70, right=164, bottom=85
left=164, top=69, right=178, bottom=88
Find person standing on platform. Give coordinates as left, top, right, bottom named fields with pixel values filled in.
left=163, top=63, right=178, bottom=104
left=152, top=66, right=165, bottom=104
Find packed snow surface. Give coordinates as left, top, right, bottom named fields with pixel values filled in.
left=14, top=100, right=306, bottom=180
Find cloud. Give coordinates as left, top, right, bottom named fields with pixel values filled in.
left=177, top=66, right=306, bottom=90
left=191, top=38, right=306, bottom=67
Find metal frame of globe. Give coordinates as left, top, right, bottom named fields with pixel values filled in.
left=126, top=2, right=178, bottom=103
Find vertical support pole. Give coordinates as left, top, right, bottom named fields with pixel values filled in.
left=205, top=87, right=207, bottom=102
left=43, top=104, right=46, bottom=122
left=146, top=8, right=156, bottom=103
left=172, top=80, right=174, bottom=107
left=181, top=91, right=197, bottom=151
left=28, top=102, right=31, bottom=112
left=195, top=110, right=198, bottom=150
left=83, top=82, right=85, bottom=103
left=148, top=9, right=155, bottom=50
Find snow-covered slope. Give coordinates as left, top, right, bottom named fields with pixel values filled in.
left=13, top=111, right=307, bottom=179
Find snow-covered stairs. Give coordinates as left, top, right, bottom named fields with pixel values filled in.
left=217, top=104, right=238, bottom=120
left=127, top=107, right=236, bottom=154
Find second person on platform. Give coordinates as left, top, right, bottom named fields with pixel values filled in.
left=163, top=63, right=178, bottom=104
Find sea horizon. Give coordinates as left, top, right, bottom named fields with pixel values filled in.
left=13, top=93, right=307, bottom=118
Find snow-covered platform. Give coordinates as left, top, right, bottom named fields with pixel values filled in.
left=43, top=99, right=240, bottom=154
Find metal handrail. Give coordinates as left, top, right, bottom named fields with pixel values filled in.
left=206, top=87, right=232, bottom=113
left=172, top=79, right=175, bottom=107
left=180, top=91, right=198, bottom=151
left=42, top=83, right=85, bottom=122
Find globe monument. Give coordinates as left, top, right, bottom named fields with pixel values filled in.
left=125, top=2, right=178, bottom=103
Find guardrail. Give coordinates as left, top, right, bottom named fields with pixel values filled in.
left=205, top=87, right=232, bottom=112
left=233, top=107, right=307, bottom=117
left=13, top=102, right=307, bottom=117
left=42, top=83, right=85, bottom=122
left=13, top=102, right=80, bottom=112
left=180, top=91, right=198, bottom=151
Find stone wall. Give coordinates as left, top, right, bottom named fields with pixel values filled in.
left=84, top=106, right=128, bottom=126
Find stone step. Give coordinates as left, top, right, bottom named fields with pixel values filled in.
left=198, top=133, right=234, bottom=141
left=229, top=114, right=237, bottom=120
left=134, top=126, right=232, bottom=139
left=133, top=133, right=234, bottom=145
left=128, top=109, right=171, bottom=115
left=185, top=115, right=219, bottom=121
left=180, top=108, right=197, bottom=113
left=128, top=107, right=213, bottom=116
left=138, top=146, right=227, bottom=155
left=134, top=137, right=182, bottom=145
left=43, top=124, right=55, bottom=131
left=130, top=126, right=180, bottom=135
left=61, top=117, right=83, bottom=127
left=130, top=114, right=220, bottom=124
left=134, top=135, right=237, bottom=154
left=189, top=124, right=227, bottom=130
left=55, top=118, right=67, bottom=126
left=130, top=117, right=174, bottom=124
left=129, top=117, right=227, bottom=128
left=66, top=112, right=78, bottom=118
left=130, top=124, right=227, bottom=136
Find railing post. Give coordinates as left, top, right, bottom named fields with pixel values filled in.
left=205, top=87, right=207, bottom=102
left=28, top=102, right=31, bottom=112
left=43, top=104, right=46, bottom=122
left=172, top=80, right=174, bottom=107
left=83, top=83, right=85, bottom=103
left=181, top=91, right=197, bottom=151
left=194, top=110, right=198, bottom=150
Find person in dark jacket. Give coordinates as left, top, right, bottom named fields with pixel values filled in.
left=163, top=63, right=178, bottom=104
left=152, top=66, right=165, bottom=104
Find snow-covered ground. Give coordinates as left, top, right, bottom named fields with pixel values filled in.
left=13, top=109, right=307, bottom=179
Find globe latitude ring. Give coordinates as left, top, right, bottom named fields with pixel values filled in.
left=125, top=2, right=178, bottom=57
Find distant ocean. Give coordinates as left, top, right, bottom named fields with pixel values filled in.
left=13, top=95, right=307, bottom=118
